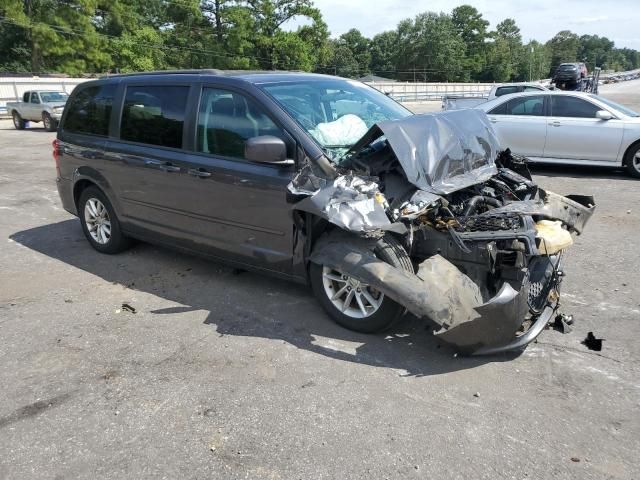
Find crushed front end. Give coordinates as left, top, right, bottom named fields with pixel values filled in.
left=292, top=110, right=595, bottom=355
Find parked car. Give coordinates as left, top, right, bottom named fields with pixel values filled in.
left=7, top=90, right=69, bottom=131
left=442, top=83, right=548, bottom=110
left=54, top=71, right=595, bottom=355
left=475, top=91, right=640, bottom=177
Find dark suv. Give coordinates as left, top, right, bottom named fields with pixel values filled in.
left=553, top=63, right=586, bottom=90
left=56, top=70, right=594, bottom=355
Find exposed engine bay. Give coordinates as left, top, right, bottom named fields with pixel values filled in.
left=290, top=110, right=595, bottom=355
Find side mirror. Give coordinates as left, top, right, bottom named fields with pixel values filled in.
left=245, top=135, right=294, bottom=166
left=596, top=110, right=613, bottom=120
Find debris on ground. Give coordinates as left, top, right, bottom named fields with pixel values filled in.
left=121, top=303, right=136, bottom=314
left=582, top=332, right=604, bottom=351
left=553, top=313, right=574, bottom=333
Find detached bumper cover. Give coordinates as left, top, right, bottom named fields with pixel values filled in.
left=310, top=235, right=559, bottom=355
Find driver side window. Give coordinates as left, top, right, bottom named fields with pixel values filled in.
left=30, top=92, right=40, bottom=104
left=550, top=96, right=600, bottom=118
left=197, top=88, right=285, bottom=160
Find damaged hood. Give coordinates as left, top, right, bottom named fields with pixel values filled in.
left=347, top=109, right=501, bottom=195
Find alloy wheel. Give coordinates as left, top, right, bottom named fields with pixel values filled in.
left=321, top=266, right=384, bottom=319
left=84, top=198, right=111, bottom=245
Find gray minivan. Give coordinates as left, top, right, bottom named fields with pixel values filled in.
left=55, top=70, right=595, bottom=355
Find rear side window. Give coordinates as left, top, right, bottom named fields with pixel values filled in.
left=495, top=86, right=518, bottom=97
left=120, top=85, right=189, bottom=149
left=490, top=95, right=545, bottom=116
left=63, top=84, right=116, bottom=136
left=551, top=96, right=600, bottom=118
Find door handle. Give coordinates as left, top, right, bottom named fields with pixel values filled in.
left=188, top=168, right=212, bottom=178
left=489, top=118, right=498, bottom=123
left=159, top=163, right=181, bottom=172
left=550, top=121, right=561, bottom=127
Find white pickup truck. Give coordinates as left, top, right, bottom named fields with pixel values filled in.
left=7, top=90, right=69, bottom=131
left=442, top=83, right=548, bottom=111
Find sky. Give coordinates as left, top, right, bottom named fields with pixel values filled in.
left=292, top=0, right=640, bottom=50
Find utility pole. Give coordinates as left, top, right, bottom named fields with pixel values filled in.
left=529, top=44, right=534, bottom=81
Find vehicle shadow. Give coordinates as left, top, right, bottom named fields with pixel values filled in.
left=0, top=124, right=53, bottom=132
left=530, top=163, right=635, bottom=181
left=9, top=220, right=518, bottom=377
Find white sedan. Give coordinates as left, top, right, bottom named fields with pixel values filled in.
left=475, top=91, right=640, bottom=177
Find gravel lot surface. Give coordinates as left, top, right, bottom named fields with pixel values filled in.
left=1, top=81, right=639, bottom=479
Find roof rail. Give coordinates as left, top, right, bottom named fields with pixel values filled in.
left=102, top=69, right=225, bottom=78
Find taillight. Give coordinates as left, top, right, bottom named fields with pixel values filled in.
left=52, top=139, right=61, bottom=177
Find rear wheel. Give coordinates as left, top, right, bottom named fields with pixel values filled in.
left=42, top=112, right=56, bottom=132
left=310, top=235, right=413, bottom=333
left=624, top=143, right=640, bottom=179
left=12, top=111, right=25, bottom=130
left=78, top=186, right=131, bottom=254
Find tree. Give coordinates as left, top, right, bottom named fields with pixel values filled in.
left=395, top=12, right=466, bottom=82
left=246, top=0, right=324, bottom=70
left=327, top=39, right=360, bottom=77
left=546, top=30, right=580, bottom=75
left=492, top=18, right=522, bottom=81
left=0, top=22, right=31, bottom=72
left=578, top=34, right=614, bottom=70
left=1, top=0, right=111, bottom=74
left=370, top=31, right=398, bottom=77
left=339, top=28, right=371, bottom=75
left=451, top=5, right=489, bottom=79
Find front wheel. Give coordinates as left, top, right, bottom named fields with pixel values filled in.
left=12, top=111, right=25, bottom=130
left=42, top=112, right=56, bottom=132
left=624, top=143, right=640, bottom=179
left=78, top=186, right=131, bottom=254
left=310, top=235, right=413, bottom=333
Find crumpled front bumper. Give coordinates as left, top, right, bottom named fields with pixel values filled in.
left=310, top=235, right=563, bottom=355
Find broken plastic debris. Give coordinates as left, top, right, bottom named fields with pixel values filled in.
left=121, top=303, right=136, bottom=314
left=535, top=220, right=574, bottom=255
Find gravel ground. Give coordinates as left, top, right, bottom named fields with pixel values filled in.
left=0, top=83, right=639, bottom=479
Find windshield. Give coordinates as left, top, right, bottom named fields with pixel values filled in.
left=559, top=65, right=577, bottom=71
left=261, top=79, right=411, bottom=159
left=589, top=94, right=639, bottom=117
left=39, top=92, right=69, bottom=103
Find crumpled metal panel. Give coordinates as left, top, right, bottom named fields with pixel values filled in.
left=484, top=190, right=596, bottom=234
left=291, top=174, right=405, bottom=233
left=347, top=110, right=501, bottom=195
left=310, top=235, right=531, bottom=354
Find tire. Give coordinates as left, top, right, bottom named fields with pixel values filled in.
left=42, top=112, right=56, bottom=132
left=310, top=235, right=413, bottom=333
left=78, top=186, right=131, bottom=254
left=624, top=143, right=640, bottom=179
left=12, top=111, right=25, bottom=130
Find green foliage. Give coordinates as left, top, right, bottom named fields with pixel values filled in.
left=394, top=12, right=467, bottom=82
left=370, top=31, right=398, bottom=77
left=0, top=1, right=638, bottom=80
left=451, top=5, right=489, bottom=79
